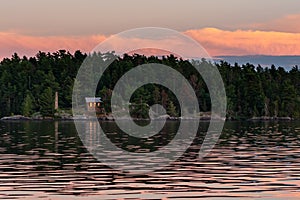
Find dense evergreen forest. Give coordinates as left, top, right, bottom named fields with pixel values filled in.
left=0, top=50, right=299, bottom=119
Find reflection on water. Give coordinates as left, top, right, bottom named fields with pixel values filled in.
left=0, top=120, right=299, bottom=199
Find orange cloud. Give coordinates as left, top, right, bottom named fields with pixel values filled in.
left=185, top=28, right=300, bottom=56
left=0, top=32, right=106, bottom=59
left=1, top=27, right=300, bottom=60
left=91, top=32, right=209, bottom=59
left=248, top=14, right=300, bottom=33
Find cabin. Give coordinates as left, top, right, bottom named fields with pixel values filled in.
left=85, top=97, right=102, bottom=112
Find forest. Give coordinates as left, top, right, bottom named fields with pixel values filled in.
left=0, top=50, right=299, bottom=119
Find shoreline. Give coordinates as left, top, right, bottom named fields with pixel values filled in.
left=0, top=115, right=296, bottom=122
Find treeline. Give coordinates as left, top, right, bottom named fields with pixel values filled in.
left=0, top=50, right=299, bottom=119
left=0, top=50, right=85, bottom=117
left=217, top=61, right=300, bottom=119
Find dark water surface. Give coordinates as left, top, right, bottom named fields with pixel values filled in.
left=0, top=120, right=299, bottom=199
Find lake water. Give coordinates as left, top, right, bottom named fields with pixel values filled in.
left=0, top=120, right=299, bottom=199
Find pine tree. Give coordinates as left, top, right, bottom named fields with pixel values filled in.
left=22, top=92, right=34, bottom=117
left=39, top=87, right=54, bottom=117
left=167, top=101, right=178, bottom=117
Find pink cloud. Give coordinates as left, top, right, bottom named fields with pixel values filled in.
left=0, top=32, right=106, bottom=59
left=1, top=27, right=300, bottom=60
left=248, top=14, right=300, bottom=33
left=185, top=28, right=300, bottom=56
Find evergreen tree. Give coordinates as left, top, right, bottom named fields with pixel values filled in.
left=39, top=87, right=54, bottom=117
left=22, top=92, right=34, bottom=117
left=167, top=101, right=178, bottom=117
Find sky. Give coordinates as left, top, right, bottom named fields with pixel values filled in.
left=1, top=0, right=300, bottom=59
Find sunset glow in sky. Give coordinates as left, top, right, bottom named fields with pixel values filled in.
left=1, top=0, right=300, bottom=59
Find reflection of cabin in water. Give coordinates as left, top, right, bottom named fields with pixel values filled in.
left=85, top=97, right=102, bottom=112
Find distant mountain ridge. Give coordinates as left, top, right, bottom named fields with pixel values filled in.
left=214, top=55, right=300, bottom=69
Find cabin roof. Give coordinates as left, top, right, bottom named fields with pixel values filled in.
left=85, top=97, right=102, bottom=103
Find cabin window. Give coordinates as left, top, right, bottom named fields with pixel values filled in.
left=89, top=102, right=93, bottom=107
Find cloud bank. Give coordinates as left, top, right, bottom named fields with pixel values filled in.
left=0, top=32, right=106, bottom=59
left=1, top=27, right=300, bottom=59
left=185, top=28, right=300, bottom=56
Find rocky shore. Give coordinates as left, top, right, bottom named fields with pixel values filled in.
left=0, top=114, right=295, bottom=121
left=248, top=116, right=293, bottom=121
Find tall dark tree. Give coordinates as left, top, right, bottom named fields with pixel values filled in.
left=39, top=87, right=55, bottom=117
